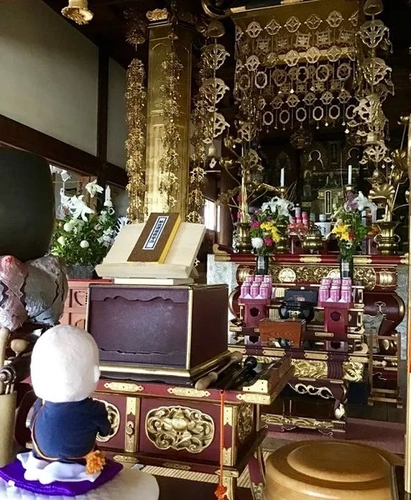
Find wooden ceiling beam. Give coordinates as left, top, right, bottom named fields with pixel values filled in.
left=0, top=115, right=128, bottom=188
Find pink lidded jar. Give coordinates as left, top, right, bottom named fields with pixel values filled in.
left=255, top=275, right=263, bottom=283
left=250, top=283, right=260, bottom=298
left=340, top=285, right=352, bottom=303
left=259, top=283, right=270, bottom=299
left=245, top=276, right=253, bottom=283
left=319, top=286, right=330, bottom=303
left=329, top=285, right=340, bottom=302
left=240, top=283, right=250, bottom=298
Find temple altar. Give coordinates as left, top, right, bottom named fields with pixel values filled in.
left=207, top=249, right=408, bottom=433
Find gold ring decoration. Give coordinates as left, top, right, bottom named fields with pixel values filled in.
left=94, top=399, right=121, bottom=442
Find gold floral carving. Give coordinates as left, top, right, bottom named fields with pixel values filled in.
left=145, top=406, right=215, bottom=453
left=292, top=360, right=328, bottom=379
left=125, top=59, right=147, bottom=221
left=146, top=9, right=169, bottom=22
left=158, top=47, right=184, bottom=211
left=167, top=387, right=211, bottom=398
left=237, top=404, right=254, bottom=444
left=342, top=361, right=364, bottom=382
left=271, top=265, right=340, bottom=285
left=103, top=382, right=144, bottom=393
left=94, top=399, right=120, bottom=442
left=354, top=267, right=376, bottom=290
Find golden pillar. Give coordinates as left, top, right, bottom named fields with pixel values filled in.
left=145, top=13, right=194, bottom=219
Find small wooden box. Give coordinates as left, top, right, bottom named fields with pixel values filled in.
left=259, top=319, right=306, bottom=347
left=87, top=284, right=228, bottom=384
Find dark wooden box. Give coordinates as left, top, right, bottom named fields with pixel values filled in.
left=87, top=284, right=228, bottom=381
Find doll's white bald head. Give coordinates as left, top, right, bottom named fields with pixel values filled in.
left=31, top=325, right=100, bottom=403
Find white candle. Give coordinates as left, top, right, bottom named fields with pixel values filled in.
left=105, top=185, right=111, bottom=205
left=280, top=168, right=285, bottom=187
left=348, top=164, right=352, bottom=185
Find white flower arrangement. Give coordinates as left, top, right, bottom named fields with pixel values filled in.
left=51, top=182, right=118, bottom=267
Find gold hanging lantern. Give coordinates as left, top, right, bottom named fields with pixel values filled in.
left=62, top=0, right=93, bottom=25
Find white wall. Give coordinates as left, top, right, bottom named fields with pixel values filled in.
left=0, top=0, right=98, bottom=155
left=107, top=59, right=127, bottom=168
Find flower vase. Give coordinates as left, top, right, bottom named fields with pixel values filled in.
left=256, top=255, right=269, bottom=275
left=66, top=264, right=95, bottom=280
left=339, top=254, right=354, bottom=280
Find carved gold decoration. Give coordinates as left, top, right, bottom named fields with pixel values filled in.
left=262, top=414, right=337, bottom=432
left=292, top=360, right=328, bottom=379
left=278, top=267, right=297, bottom=283
left=232, top=6, right=359, bottom=132
left=167, top=387, right=211, bottom=398
left=271, top=265, right=340, bottom=286
left=146, top=9, right=169, bottom=22
left=104, top=382, right=144, bottom=393
left=125, top=59, right=147, bottom=221
left=94, top=399, right=120, bottom=442
left=188, top=32, right=229, bottom=223
left=125, top=9, right=147, bottom=48
left=354, top=267, right=376, bottom=290
left=237, top=404, right=254, bottom=444
left=158, top=46, right=184, bottom=211
left=145, top=406, right=215, bottom=453
left=62, top=0, right=93, bottom=25
left=342, top=361, right=364, bottom=382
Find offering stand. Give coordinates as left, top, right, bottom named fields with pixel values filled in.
left=211, top=247, right=406, bottom=433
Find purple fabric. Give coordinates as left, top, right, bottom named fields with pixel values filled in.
left=0, top=459, right=123, bottom=496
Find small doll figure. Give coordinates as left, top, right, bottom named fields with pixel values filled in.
left=27, top=325, right=111, bottom=480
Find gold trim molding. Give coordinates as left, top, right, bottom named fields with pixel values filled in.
left=167, top=387, right=211, bottom=398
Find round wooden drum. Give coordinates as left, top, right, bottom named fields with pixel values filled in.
left=265, top=440, right=399, bottom=500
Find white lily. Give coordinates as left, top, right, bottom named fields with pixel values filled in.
left=85, top=180, right=104, bottom=198
left=69, top=195, right=95, bottom=221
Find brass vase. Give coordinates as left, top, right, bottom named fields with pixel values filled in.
left=237, top=222, right=252, bottom=254
left=374, top=222, right=400, bottom=256
left=275, top=222, right=289, bottom=254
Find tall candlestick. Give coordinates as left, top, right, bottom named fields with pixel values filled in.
left=280, top=168, right=285, bottom=187
left=348, top=164, right=352, bottom=185
left=105, top=185, right=112, bottom=206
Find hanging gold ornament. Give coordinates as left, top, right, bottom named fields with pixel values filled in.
left=61, top=0, right=93, bottom=25
left=125, top=59, right=147, bottom=222
left=158, top=45, right=184, bottom=212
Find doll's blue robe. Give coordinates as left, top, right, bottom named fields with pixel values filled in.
left=29, top=398, right=111, bottom=462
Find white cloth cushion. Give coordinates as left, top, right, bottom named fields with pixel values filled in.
left=0, top=469, right=159, bottom=500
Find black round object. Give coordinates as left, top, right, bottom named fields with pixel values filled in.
left=0, top=147, right=55, bottom=262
